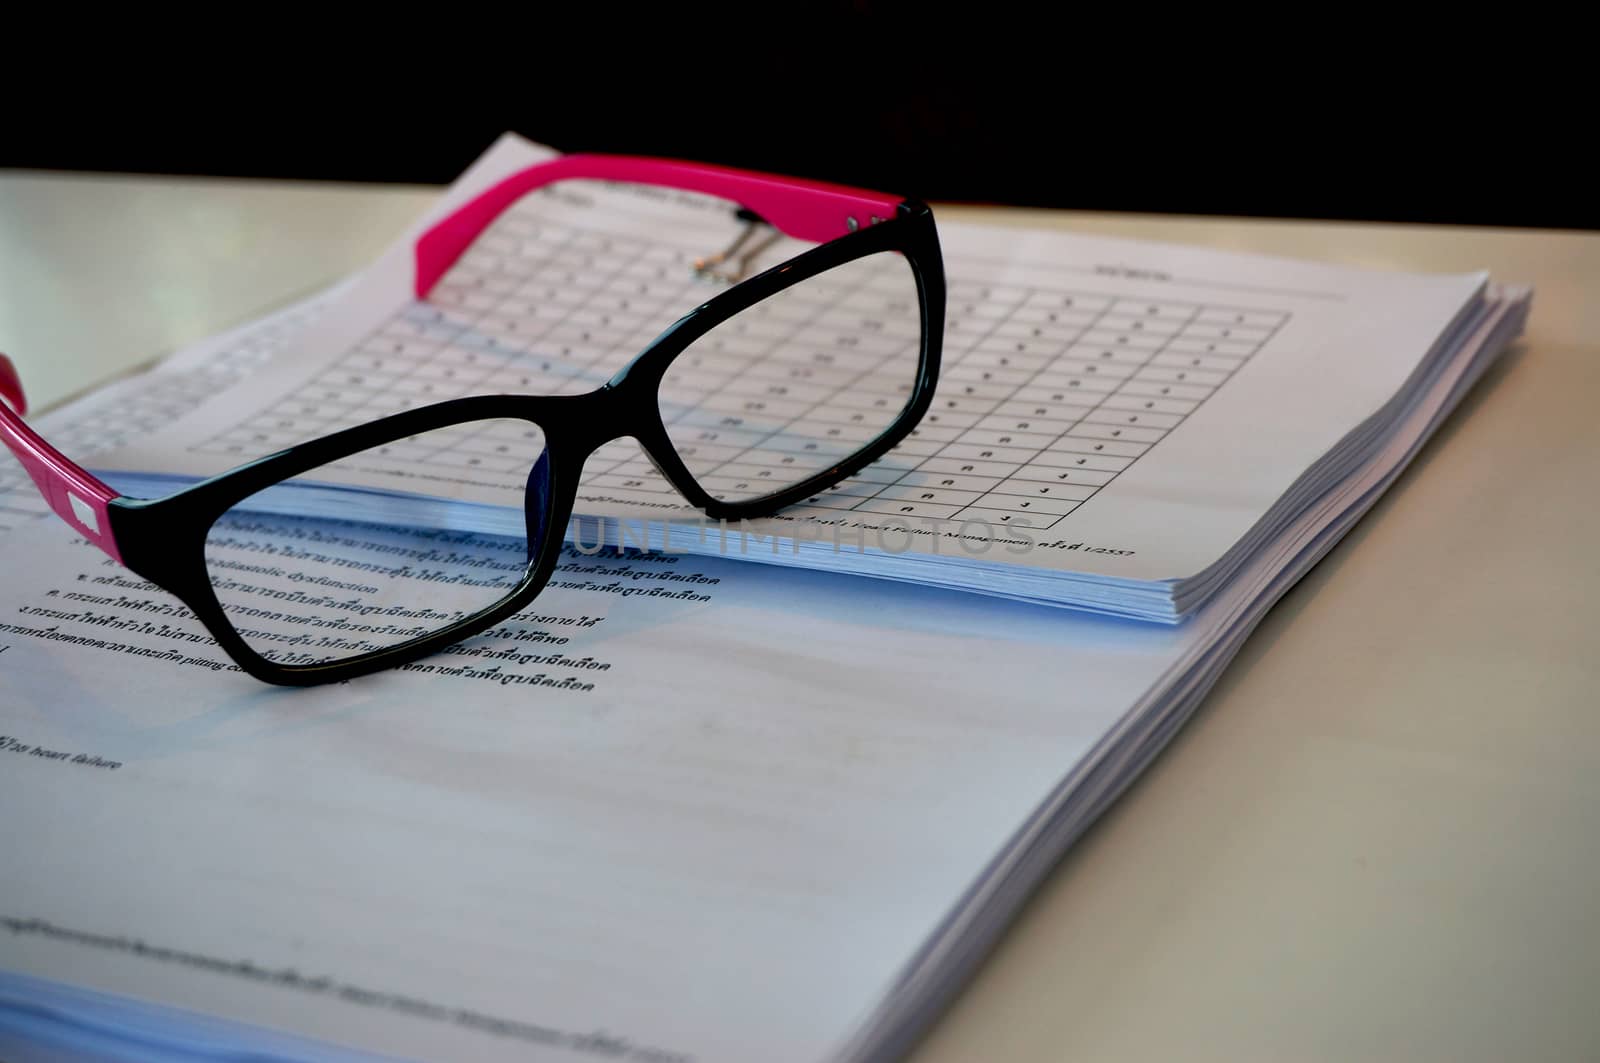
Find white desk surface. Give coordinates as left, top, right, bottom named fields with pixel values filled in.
left=2, top=171, right=1596, bottom=1063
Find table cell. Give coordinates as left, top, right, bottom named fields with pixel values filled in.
left=720, top=376, right=839, bottom=405
left=1078, top=329, right=1165, bottom=352
left=1030, top=449, right=1133, bottom=472
left=350, top=440, right=446, bottom=465
left=951, top=506, right=1064, bottom=529
left=919, top=457, right=1023, bottom=479
left=616, top=256, right=675, bottom=282
left=563, top=305, right=631, bottom=330
left=272, top=396, right=363, bottom=420
left=692, top=392, right=815, bottom=421
left=946, top=316, right=996, bottom=341
left=1107, top=298, right=1194, bottom=321
left=540, top=322, right=636, bottom=350
left=518, top=274, right=592, bottom=304
left=701, top=320, right=791, bottom=349
left=474, top=274, right=523, bottom=298
left=958, top=350, right=1053, bottom=373
left=209, top=428, right=311, bottom=457
left=821, top=331, right=911, bottom=360
left=1007, top=305, right=1102, bottom=329
left=971, top=336, right=1070, bottom=361
left=1099, top=393, right=1198, bottom=416
left=665, top=424, right=772, bottom=451
left=993, top=399, right=1095, bottom=422
left=359, top=337, right=437, bottom=364
left=954, top=428, right=1060, bottom=450
left=585, top=472, right=675, bottom=494
left=1047, top=436, right=1151, bottom=459
left=378, top=315, right=449, bottom=340
left=945, top=364, right=1039, bottom=388
left=971, top=488, right=1087, bottom=513
left=670, top=351, right=762, bottom=378
left=765, top=420, right=883, bottom=447
left=884, top=443, right=946, bottom=465
left=832, top=390, right=917, bottom=415
left=1004, top=464, right=1118, bottom=487
left=863, top=452, right=922, bottom=474
left=1034, top=364, right=1133, bottom=387
left=893, top=470, right=1003, bottom=493
left=938, top=443, right=1041, bottom=465
left=806, top=489, right=883, bottom=512
left=823, top=477, right=890, bottom=498
left=410, top=380, right=485, bottom=405
left=1021, top=291, right=1113, bottom=313
left=487, top=297, right=558, bottom=326
left=1082, top=408, right=1184, bottom=431
left=400, top=300, right=455, bottom=324
left=663, top=441, right=745, bottom=466
left=473, top=312, right=537, bottom=340
left=348, top=398, right=420, bottom=422
left=853, top=497, right=965, bottom=520
left=455, top=334, right=529, bottom=361
left=788, top=350, right=884, bottom=375
left=914, top=409, right=985, bottom=431
left=1095, top=314, right=1185, bottom=337
left=871, top=483, right=986, bottom=507
left=987, top=319, right=1089, bottom=344
left=604, top=461, right=662, bottom=483
left=1063, top=343, right=1160, bottom=367
left=742, top=362, right=861, bottom=390
left=928, top=397, right=998, bottom=416
left=950, top=283, right=1030, bottom=307
left=1180, top=322, right=1273, bottom=343
left=698, top=465, right=790, bottom=491
left=839, top=461, right=905, bottom=485
left=1067, top=422, right=1167, bottom=445
left=1137, top=364, right=1228, bottom=386
left=484, top=365, right=585, bottom=394
left=986, top=474, right=1102, bottom=500
left=321, top=370, right=405, bottom=397
left=976, top=413, right=1078, bottom=436
left=1164, top=338, right=1256, bottom=359
left=900, top=425, right=966, bottom=446
left=1118, top=378, right=1215, bottom=401
left=433, top=287, right=500, bottom=314
left=694, top=441, right=806, bottom=470
left=1194, top=307, right=1287, bottom=328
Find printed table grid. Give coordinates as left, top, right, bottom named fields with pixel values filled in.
left=797, top=289, right=1287, bottom=529
left=191, top=202, right=1289, bottom=531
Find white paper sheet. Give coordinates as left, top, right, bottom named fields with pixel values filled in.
left=0, top=132, right=1530, bottom=1063
left=0, top=284, right=1529, bottom=1063
left=92, top=136, right=1488, bottom=598
left=0, top=513, right=1171, bottom=1063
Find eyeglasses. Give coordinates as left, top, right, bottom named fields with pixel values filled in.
left=0, top=154, right=946, bottom=685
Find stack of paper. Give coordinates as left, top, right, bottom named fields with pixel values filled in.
left=0, top=135, right=1529, bottom=1063
left=94, top=138, right=1525, bottom=623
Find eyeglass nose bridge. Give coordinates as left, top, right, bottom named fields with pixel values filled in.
left=535, top=383, right=708, bottom=505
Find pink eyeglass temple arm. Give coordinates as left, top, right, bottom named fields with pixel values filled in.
left=0, top=354, right=123, bottom=562
left=414, top=153, right=904, bottom=298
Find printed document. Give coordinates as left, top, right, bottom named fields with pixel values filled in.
left=94, top=137, right=1488, bottom=605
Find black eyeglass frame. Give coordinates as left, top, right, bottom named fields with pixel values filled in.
left=100, top=200, right=945, bottom=686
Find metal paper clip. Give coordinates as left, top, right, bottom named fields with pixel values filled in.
left=694, top=210, right=782, bottom=284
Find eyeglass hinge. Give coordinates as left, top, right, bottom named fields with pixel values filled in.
left=694, top=214, right=782, bottom=284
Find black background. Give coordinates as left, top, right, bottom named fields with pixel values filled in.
left=5, top=10, right=1587, bottom=230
